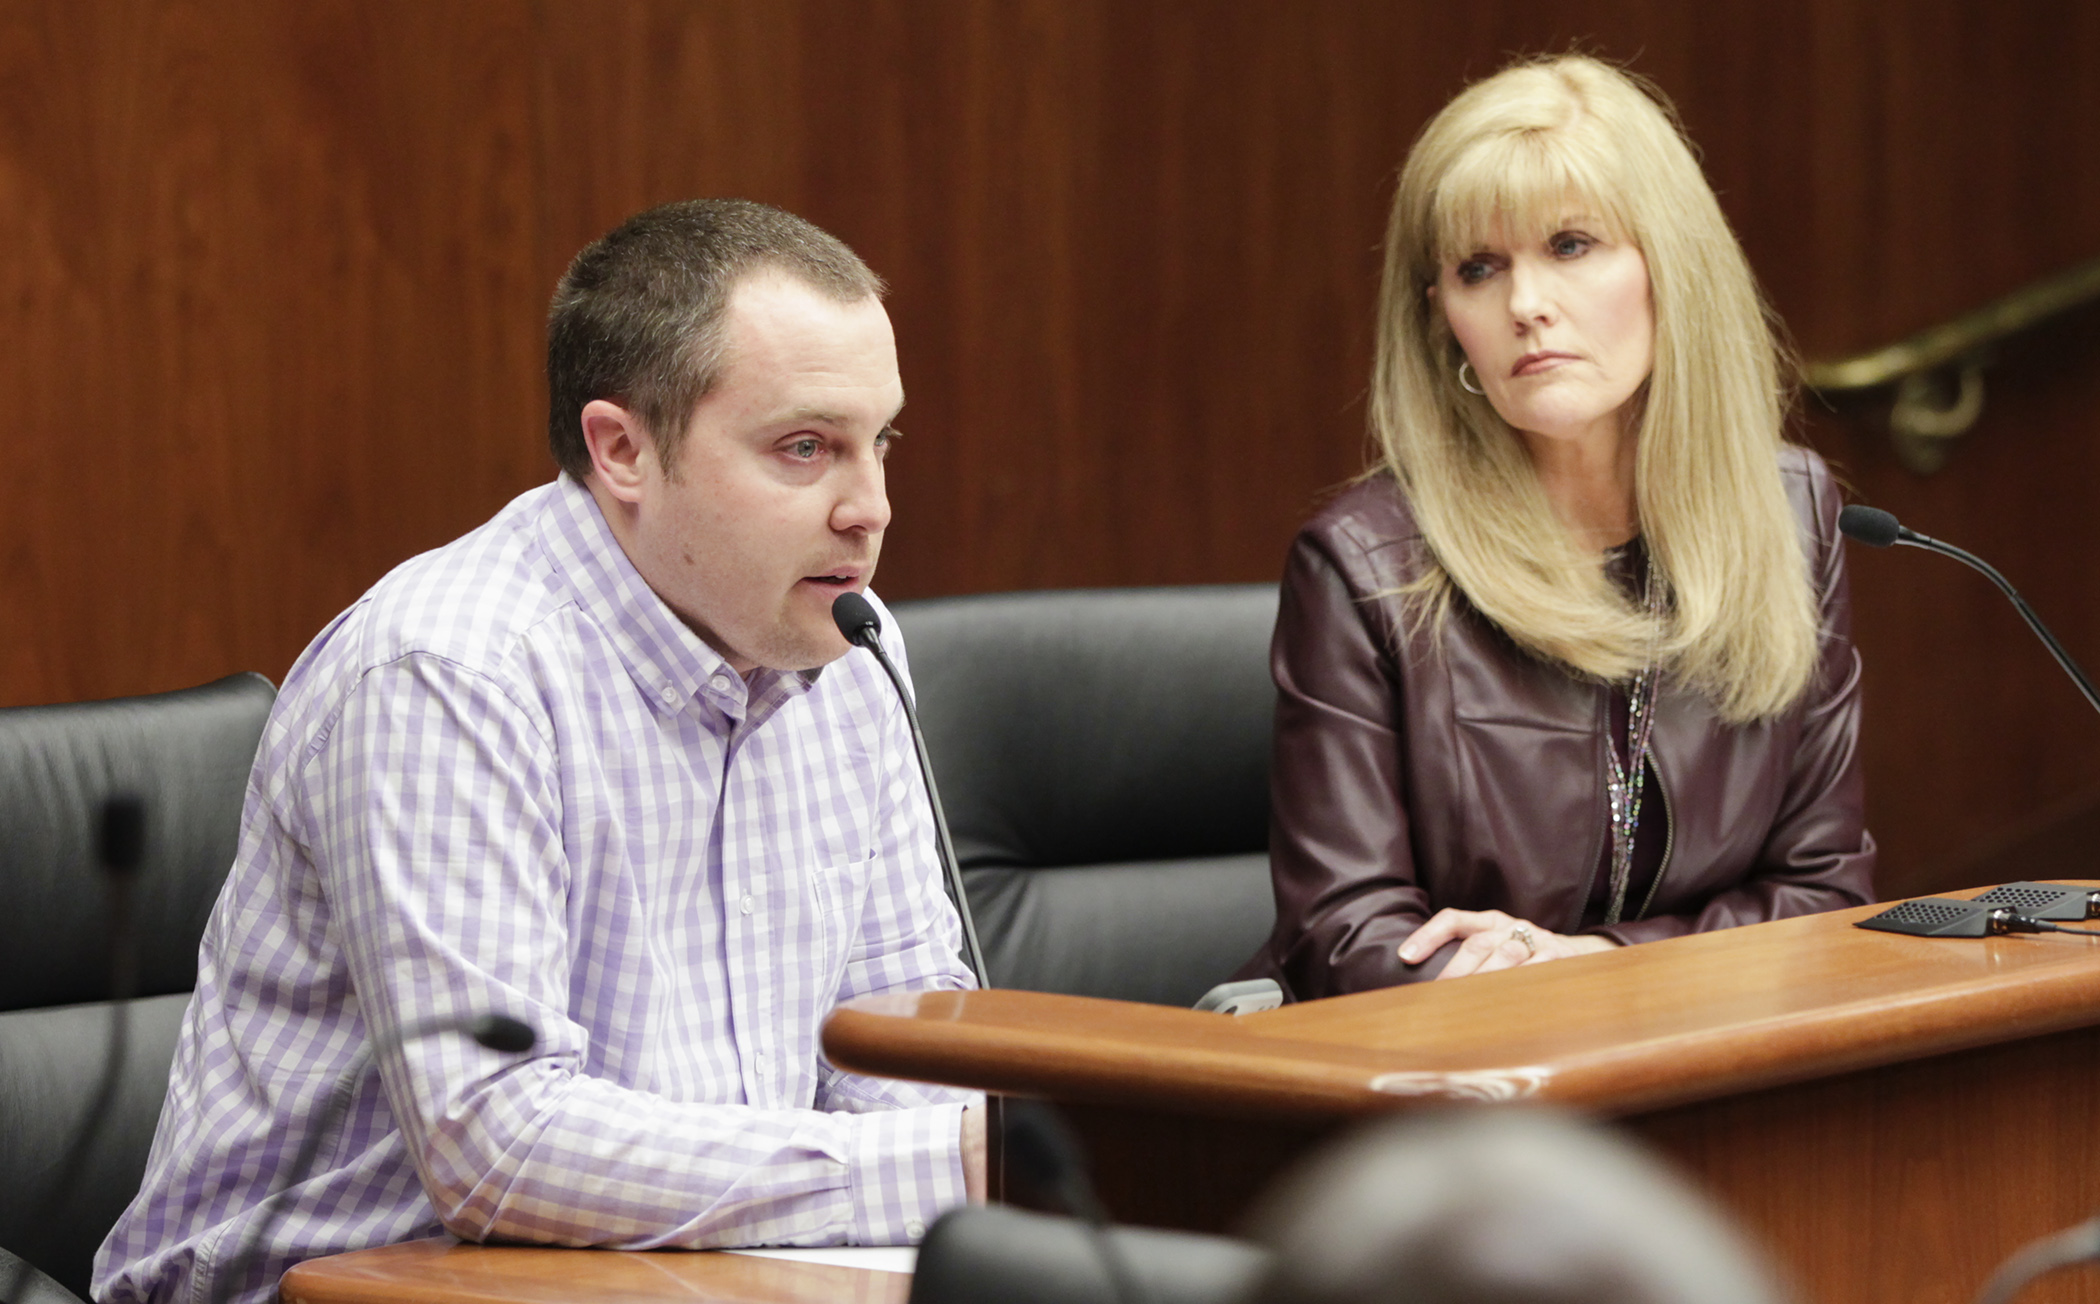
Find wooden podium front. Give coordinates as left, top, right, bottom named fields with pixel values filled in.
left=823, top=892, right=2100, bottom=1304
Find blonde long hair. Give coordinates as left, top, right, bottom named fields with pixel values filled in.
left=1373, top=54, right=1818, bottom=723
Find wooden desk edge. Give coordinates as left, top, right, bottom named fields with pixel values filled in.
left=281, top=1239, right=911, bottom=1304
left=823, top=902, right=2100, bottom=1121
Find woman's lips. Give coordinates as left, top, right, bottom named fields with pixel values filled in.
left=1512, top=352, right=1579, bottom=377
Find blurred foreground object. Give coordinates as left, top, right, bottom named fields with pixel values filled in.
left=1972, top=1217, right=2100, bottom=1304
left=1246, top=1109, right=1791, bottom=1304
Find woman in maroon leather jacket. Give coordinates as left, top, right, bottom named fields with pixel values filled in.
left=1244, top=56, right=1875, bottom=999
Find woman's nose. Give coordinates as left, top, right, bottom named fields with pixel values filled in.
left=1506, top=260, right=1555, bottom=328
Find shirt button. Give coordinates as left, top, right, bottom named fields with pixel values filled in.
left=740, top=894, right=755, bottom=915
left=660, top=687, right=680, bottom=707
left=905, top=1219, right=925, bottom=1241
left=710, top=671, right=732, bottom=689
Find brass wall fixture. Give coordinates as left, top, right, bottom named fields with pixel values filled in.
left=1801, top=254, right=2100, bottom=474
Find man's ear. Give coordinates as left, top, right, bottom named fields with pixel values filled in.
left=580, top=400, right=653, bottom=505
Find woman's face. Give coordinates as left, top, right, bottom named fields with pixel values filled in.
left=1433, top=210, right=1655, bottom=456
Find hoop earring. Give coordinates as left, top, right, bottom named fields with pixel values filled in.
left=1457, top=359, right=1485, bottom=396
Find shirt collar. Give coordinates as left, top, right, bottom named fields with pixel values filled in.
left=536, top=475, right=818, bottom=719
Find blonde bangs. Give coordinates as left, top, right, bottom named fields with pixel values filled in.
left=1429, top=132, right=1637, bottom=272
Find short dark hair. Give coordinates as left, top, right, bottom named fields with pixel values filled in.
left=545, top=199, right=884, bottom=479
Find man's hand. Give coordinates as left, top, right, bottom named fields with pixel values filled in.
left=1398, top=908, right=1618, bottom=981
left=961, top=1106, right=987, bottom=1203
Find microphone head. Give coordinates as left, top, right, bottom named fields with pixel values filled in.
left=1838, top=504, right=1904, bottom=548
left=468, top=1013, right=538, bottom=1054
left=830, top=590, right=882, bottom=649
left=99, top=792, right=147, bottom=877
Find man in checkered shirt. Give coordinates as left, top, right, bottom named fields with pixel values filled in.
left=98, top=200, right=984, bottom=1304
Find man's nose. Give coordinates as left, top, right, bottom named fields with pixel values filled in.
left=832, top=456, right=891, bottom=535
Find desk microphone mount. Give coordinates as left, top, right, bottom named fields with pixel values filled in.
left=1970, top=880, right=2100, bottom=920
left=1855, top=883, right=2100, bottom=938
left=1856, top=898, right=2012, bottom=938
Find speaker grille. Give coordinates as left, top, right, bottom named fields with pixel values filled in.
left=1975, top=884, right=2073, bottom=910
left=1873, top=899, right=1977, bottom=927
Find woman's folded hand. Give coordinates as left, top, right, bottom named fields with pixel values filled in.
left=1399, top=908, right=1619, bottom=980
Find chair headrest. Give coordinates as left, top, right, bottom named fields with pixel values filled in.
left=893, top=586, right=1276, bottom=869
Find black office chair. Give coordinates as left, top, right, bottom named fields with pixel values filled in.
left=892, top=585, right=1278, bottom=1008
left=0, top=673, right=275, bottom=1302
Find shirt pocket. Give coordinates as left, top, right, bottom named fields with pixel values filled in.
left=806, top=857, right=866, bottom=999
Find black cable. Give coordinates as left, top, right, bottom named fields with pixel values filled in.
left=1986, top=910, right=2100, bottom=937
left=2026, top=920, right=2100, bottom=936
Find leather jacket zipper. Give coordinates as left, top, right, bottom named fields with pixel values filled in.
left=1634, top=757, right=1674, bottom=921
left=1572, top=691, right=1611, bottom=932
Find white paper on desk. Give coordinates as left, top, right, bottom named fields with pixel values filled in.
left=723, top=1245, right=918, bottom=1274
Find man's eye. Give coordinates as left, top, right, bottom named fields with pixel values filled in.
left=788, top=438, right=823, bottom=459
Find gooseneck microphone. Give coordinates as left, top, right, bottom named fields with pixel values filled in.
left=831, top=591, right=991, bottom=990
left=1838, top=505, right=2100, bottom=716
left=215, top=1012, right=537, bottom=1304
left=1844, top=505, right=2100, bottom=943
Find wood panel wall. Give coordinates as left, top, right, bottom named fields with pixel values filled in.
left=3, top=1, right=2096, bottom=900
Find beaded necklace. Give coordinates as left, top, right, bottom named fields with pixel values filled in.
left=1602, top=556, right=1666, bottom=926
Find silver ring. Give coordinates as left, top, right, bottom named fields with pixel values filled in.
left=1510, top=924, right=1537, bottom=958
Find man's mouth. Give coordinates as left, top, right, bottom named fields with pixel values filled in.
left=801, top=571, right=863, bottom=590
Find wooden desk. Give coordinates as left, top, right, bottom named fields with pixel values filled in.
left=824, top=891, right=2100, bottom=1304
left=280, top=1240, right=909, bottom=1304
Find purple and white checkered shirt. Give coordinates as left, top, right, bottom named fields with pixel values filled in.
left=95, top=475, right=976, bottom=1304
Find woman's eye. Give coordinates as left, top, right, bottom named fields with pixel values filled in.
left=1550, top=233, right=1594, bottom=258
left=1456, top=259, right=1494, bottom=285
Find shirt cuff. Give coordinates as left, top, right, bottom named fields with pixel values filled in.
left=844, top=1101, right=969, bottom=1246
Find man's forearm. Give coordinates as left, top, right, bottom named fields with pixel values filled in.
left=408, top=1061, right=970, bottom=1248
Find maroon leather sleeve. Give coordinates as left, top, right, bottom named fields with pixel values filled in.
left=1256, top=526, right=1452, bottom=998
